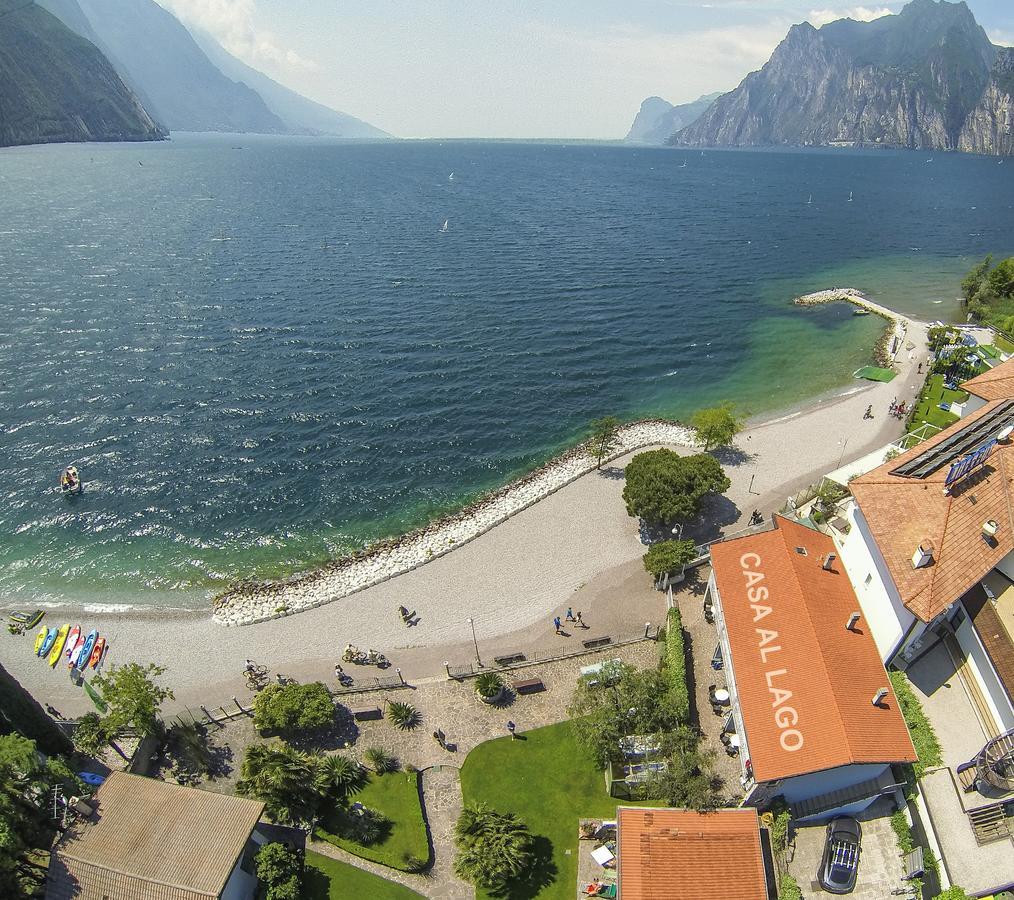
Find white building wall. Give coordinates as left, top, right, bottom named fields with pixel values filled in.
left=954, top=614, right=1014, bottom=732
left=837, top=502, right=918, bottom=661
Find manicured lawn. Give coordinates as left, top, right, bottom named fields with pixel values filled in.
left=303, top=850, right=423, bottom=899
left=907, top=374, right=968, bottom=434
left=994, top=332, right=1014, bottom=356
left=316, top=770, right=429, bottom=872
left=460, top=720, right=642, bottom=900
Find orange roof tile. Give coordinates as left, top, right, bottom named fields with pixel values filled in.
left=616, top=807, right=770, bottom=900
left=962, top=357, right=1014, bottom=401
left=709, top=517, right=916, bottom=783
left=850, top=399, right=1014, bottom=623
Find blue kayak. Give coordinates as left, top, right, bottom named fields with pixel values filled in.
left=78, top=630, right=99, bottom=670
left=39, top=627, right=57, bottom=657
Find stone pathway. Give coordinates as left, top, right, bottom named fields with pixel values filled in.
left=306, top=765, right=473, bottom=900
left=420, top=766, right=472, bottom=900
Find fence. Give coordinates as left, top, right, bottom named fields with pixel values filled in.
left=444, top=624, right=659, bottom=680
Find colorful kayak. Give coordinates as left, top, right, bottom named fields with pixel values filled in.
left=88, top=637, right=106, bottom=669
left=78, top=630, right=99, bottom=671
left=39, top=627, right=57, bottom=657
left=33, top=626, right=48, bottom=655
left=47, top=625, right=70, bottom=667
left=64, top=626, right=81, bottom=660
left=68, top=635, right=87, bottom=669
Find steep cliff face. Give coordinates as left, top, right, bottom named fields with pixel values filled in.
left=0, top=0, right=164, bottom=148
left=625, top=93, right=721, bottom=144
left=960, top=47, right=1014, bottom=155
left=674, top=0, right=1012, bottom=156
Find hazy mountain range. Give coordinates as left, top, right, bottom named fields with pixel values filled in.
left=1, top=0, right=387, bottom=148
left=669, top=0, right=1013, bottom=156
left=0, top=0, right=163, bottom=147
left=625, top=93, right=721, bottom=145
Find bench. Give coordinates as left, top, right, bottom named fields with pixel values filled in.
left=582, top=636, right=612, bottom=650
left=494, top=652, right=526, bottom=666
left=513, top=678, right=545, bottom=695
left=351, top=707, right=383, bottom=722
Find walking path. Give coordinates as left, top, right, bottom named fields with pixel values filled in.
left=420, top=767, right=472, bottom=900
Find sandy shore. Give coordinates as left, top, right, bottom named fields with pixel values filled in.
left=2, top=297, right=931, bottom=717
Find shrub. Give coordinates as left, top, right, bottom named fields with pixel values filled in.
left=691, top=402, right=743, bottom=450
left=363, top=747, right=396, bottom=773
left=72, top=713, right=110, bottom=756
left=255, top=842, right=302, bottom=900
left=643, top=539, right=697, bottom=578
left=767, top=798, right=791, bottom=855
left=889, top=671, right=943, bottom=778
left=453, top=804, right=534, bottom=890
left=474, top=672, right=504, bottom=700
left=345, top=806, right=390, bottom=845
left=386, top=701, right=421, bottom=731
left=253, top=681, right=335, bottom=735
left=779, top=872, right=803, bottom=900
left=663, top=607, right=690, bottom=723
left=933, top=888, right=973, bottom=900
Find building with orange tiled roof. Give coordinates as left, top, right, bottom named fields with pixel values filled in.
left=706, top=516, right=916, bottom=819
left=835, top=365, right=1014, bottom=738
left=615, top=807, right=774, bottom=900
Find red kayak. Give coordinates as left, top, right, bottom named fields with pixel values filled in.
left=88, top=637, right=106, bottom=669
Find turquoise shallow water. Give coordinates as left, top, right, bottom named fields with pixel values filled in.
left=1, top=136, right=1012, bottom=607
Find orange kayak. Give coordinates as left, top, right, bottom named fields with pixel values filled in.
left=88, top=637, right=106, bottom=669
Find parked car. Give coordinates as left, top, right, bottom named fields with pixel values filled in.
left=818, top=816, right=862, bottom=894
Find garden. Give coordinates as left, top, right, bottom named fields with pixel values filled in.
left=303, top=850, right=424, bottom=899
left=907, top=373, right=968, bottom=434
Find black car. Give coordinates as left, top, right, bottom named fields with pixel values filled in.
left=818, top=816, right=862, bottom=894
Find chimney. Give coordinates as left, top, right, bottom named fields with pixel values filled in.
left=822, top=553, right=837, bottom=571
left=982, top=519, right=999, bottom=539
left=872, top=688, right=888, bottom=707
left=912, top=541, right=934, bottom=569
left=846, top=612, right=861, bottom=632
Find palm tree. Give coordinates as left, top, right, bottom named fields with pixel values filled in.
left=314, top=754, right=365, bottom=801
left=453, top=803, right=534, bottom=890
left=237, top=742, right=320, bottom=825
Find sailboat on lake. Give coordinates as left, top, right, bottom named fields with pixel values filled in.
left=440, top=219, right=449, bottom=233
left=848, top=191, right=854, bottom=202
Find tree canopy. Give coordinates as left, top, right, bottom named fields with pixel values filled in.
left=642, top=539, right=697, bottom=578
left=255, top=842, right=302, bottom=900
left=253, top=681, right=335, bottom=735
left=691, top=402, right=743, bottom=451
left=642, top=726, right=723, bottom=811
left=587, top=416, right=621, bottom=468
left=961, top=254, right=1014, bottom=331
left=91, top=662, right=173, bottom=738
left=622, top=449, right=730, bottom=527
left=568, top=661, right=686, bottom=769
left=453, top=804, right=534, bottom=891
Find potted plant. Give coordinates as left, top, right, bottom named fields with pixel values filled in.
left=474, top=672, right=506, bottom=705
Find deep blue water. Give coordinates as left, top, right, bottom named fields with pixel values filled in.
left=2, top=136, right=1013, bottom=607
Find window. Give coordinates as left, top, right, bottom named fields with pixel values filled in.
left=795, top=547, right=807, bottom=556
left=864, top=573, right=873, bottom=586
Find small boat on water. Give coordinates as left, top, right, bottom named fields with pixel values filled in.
left=440, top=219, right=449, bottom=233
left=39, top=627, right=57, bottom=657
left=61, top=466, right=82, bottom=495
left=853, top=308, right=871, bottom=316
left=48, top=624, right=70, bottom=667
left=89, top=636, right=106, bottom=668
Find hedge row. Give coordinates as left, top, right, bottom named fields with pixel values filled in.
left=664, top=607, right=690, bottom=723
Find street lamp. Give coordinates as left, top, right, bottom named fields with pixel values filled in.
left=837, top=436, right=849, bottom=470
left=671, top=523, right=684, bottom=540
left=467, top=617, right=483, bottom=668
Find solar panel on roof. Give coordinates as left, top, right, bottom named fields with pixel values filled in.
left=890, top=399, right=1014, bottom=479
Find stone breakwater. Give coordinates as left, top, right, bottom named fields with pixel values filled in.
left=212, top=419, right=697, bottom=626
left=794, top=288, right=907, bottom=368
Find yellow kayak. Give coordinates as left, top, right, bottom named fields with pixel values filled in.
left=33, top=626, right=47, bottom=655
left=48, top=624, right=69, bottom=667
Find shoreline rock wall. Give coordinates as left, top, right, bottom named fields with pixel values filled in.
left=212, top=419, right=697, bottom=626
left=794, top=288, right=903, bottom=368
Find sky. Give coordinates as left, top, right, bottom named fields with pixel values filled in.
left=158, top=0, right=1014, bottom=140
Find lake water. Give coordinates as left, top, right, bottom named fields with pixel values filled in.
left=2, top=135, right=1013, bottom=608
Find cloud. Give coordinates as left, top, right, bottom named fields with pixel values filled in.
left=155, top=0, right=319, bottom=72
left=806, top=6, right=893, bottom=27
left=989, top=29, right=1014, bottom=47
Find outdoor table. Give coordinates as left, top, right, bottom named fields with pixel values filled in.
left=714, top=689, right=730, bottom=704
left=591, top=846, right=615, bottom=867
left=728, top=733, right=741, bottom=748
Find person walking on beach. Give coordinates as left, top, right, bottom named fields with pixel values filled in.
left=576, top=611, right=585, bottom=629
left=554, top=616, right=562, bottom=634
left=334, top=663, right=343, bottom=678
left=864, top=405, right=874, bottom=420
left=565, top=607, right=575, bottom=623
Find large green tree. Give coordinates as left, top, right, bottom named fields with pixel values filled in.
left=691, top=402, right=744, bottom=451
left=91, top=662, right=174, bottom=738
left=568, top=661, right=686, bottom=769
left=643, top=726, right=723, bottom=811
left=0, top=734, right=81, bottom=898
left=255, top=842, right=302, bottom=900
left=643, top=539, right=697, bottom=578
left=453, top=804, right=534, bottom=891
left=622, top=449, right=730, bottom=527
